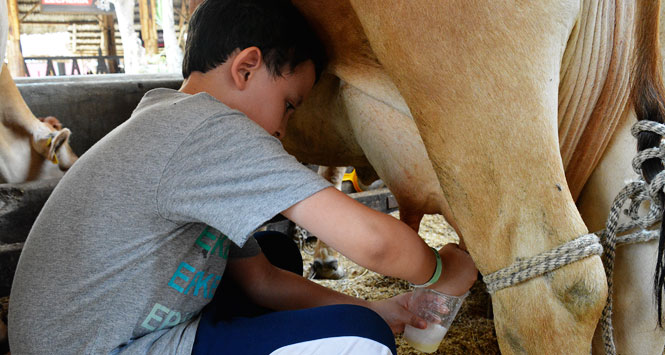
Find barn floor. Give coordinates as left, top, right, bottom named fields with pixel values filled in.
left=301, top=213, right=500, bottom=355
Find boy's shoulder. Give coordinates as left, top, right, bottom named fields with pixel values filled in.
left=131, top=88, right=274, bottom=143
left=137, top=88, right=230, bottom=114
left=131, top=88, right=256, bottom=129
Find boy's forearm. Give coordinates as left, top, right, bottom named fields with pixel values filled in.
left=338, top=208, right=437, bottom=285
left=251, top=267, right=369, bottom=311
left=282, top=187, right=438, bottom=285
left=228, top=255, right=368, bottom=311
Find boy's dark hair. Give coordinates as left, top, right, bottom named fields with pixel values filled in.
left=182, top=0, right=327, bottom=81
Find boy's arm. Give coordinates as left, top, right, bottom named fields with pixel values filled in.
left=282, top=187, right=477, bottom=295
left=226, top=252, right=426, bottom=333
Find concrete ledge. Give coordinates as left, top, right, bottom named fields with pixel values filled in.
left=0, top=179, right=60, bottom=244
left=349, top=188, right=399, bottom=213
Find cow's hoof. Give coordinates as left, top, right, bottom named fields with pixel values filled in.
left=32, top=128, right=71, bottom=164
left=312, top=259, right=345, bottom=279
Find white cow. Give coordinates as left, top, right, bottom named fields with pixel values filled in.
left=0, top=63, right=78, bottom=183
left=0, top=4, right=77, bottom=183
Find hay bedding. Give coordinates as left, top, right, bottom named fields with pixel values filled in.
left=301, top=213, right=499, bottom=354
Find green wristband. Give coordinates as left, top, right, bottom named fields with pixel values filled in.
left=412, top=247, right=442, bottom=287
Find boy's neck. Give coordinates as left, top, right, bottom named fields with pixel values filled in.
left=179, top=65, right=232, bottom=105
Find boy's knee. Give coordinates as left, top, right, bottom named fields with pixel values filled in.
left=321, top=304, right=396, bottom=351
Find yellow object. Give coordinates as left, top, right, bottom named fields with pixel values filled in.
left=45, top=136, right=58, bottom=165
left=342, top=168, right=362, bottom=192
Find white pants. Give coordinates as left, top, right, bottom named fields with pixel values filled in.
left=270, top=336, right=393, bottom=355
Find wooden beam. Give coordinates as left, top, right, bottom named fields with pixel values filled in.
left=21, top=21, right=98, bottom=25
left=7, top=0, right=26, bottom=77
left=99, top=14, right=118, bottom=73
left=19, top=3, right=39, bottom=22
left=177, top=0, right=187, bottom=49
left=189, top=0, right=203, bottom=15
left=138, top=0, right=158, bottom=56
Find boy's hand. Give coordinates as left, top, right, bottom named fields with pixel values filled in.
left=430, top=243, right=478, bottom=296
left=366, top=293, right=427, bottom=334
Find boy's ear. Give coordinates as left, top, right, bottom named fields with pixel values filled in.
left=230, top=47, right=263, bottom=90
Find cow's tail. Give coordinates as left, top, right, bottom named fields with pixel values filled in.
left=633, top=0, right=665, bottom=327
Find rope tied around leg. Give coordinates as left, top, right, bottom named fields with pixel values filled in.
left=483, top=234, right=602, bottom=294
left=480, top=121, right=665, bottom=355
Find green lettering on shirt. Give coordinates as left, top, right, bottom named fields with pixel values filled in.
left=211, top=234, right=230, bottom=259
left=195, top=226, right=230, bottom=259
left=195, top=226, right=216, bottom=251
left=168, top=262, right=195, bottom=293
left=184, top=270, right=213, bottom=297
left=157, top=310, right=182, bottom=331
left=141, top=303, right=170, bottom=332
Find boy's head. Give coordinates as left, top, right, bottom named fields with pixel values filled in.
left=181, top=0, right=327, bottom=139
left=182, top=0, right=326, bottom=82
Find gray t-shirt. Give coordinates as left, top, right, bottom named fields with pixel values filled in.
left=8, top=88, right=331, bottom=354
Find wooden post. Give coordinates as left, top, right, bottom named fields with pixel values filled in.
left=99, top=14, right=118, bottom=73
left=177, top=0, right=187, bottom=50
left=189, top=0, right=203, bottom=15
left=7, top=0, right=26, bottom=77
left=138, top=0, right=158, bottom=56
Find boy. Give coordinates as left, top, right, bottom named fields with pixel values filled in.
left=8, top=0, right=477, bottom=354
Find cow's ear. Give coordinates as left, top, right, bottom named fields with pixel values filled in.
left=231, top=47, right=263, bottom=90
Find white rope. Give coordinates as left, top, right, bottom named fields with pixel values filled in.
left=482, top=234, right=602, bottom=294
left=615, top=229, right=659, bottom=245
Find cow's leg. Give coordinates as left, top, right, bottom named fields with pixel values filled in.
left=311, top=166, right=346, bottom=279
left=339, top=81, right=461, bottom=235
left=0, top=64, right=77, bottom=170
left=578, top=108, right=665, bottom=355
left=350, top=1, right=606, bottom=353
left=40, top=116, right=62, bottom=131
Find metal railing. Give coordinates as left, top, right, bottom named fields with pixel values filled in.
left=23, top=51, right=123, bottom=77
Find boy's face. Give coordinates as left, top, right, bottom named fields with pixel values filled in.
left=239, top=60, right=315, bottom=139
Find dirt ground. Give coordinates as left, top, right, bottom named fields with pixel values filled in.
left=301, top=213, right=500, bottom=355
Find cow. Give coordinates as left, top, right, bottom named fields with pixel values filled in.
left=282, top=0, right=665, bottom=353
left=0, top=63, right=78, bottom=183
left=290, top=73, right=664, bottom=355
left=285, top=72, right=460, bottom=280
